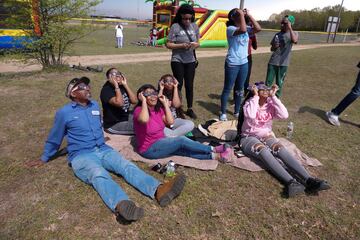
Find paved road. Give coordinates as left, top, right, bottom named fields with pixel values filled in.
left=1, top=42, right=359, bottom=73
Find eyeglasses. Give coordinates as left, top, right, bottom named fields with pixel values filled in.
left=72, top=83, right=90, bottom=92
left=182, top=17, right=192, bottom=21
left=163, top=78, right=174, bottom=84
left=110, top=72, right=123, bottom=78
left=143, top=91, right=158, bottom=97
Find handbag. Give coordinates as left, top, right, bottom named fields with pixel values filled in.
left=180, top=24, right=198, bottom=68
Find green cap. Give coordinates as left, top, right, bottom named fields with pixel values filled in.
left=287, top=15, right=295, bottom=25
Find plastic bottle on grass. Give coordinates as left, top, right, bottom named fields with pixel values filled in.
left=287, top=122, right=294, bottom=139
left=165, top=160, right=176, bottom=178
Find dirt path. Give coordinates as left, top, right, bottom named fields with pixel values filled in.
left=1, top=42, right=359, bottom=73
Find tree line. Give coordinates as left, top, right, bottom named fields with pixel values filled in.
left=259, top=5, right=360, bottom=32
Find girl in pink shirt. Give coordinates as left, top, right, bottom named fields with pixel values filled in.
left=133, top=84, right=231, bottom=161
left=239, top=82, right=330, bottom=198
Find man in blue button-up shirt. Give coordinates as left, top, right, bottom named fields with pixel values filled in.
left=27, top=77, right=186, bottom=223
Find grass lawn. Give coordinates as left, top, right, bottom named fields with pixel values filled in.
left=0, top=46, right=359, bottom=239
left=1, top=23, right=357, bottom=60
left=68, top=24, right=359, bottom=56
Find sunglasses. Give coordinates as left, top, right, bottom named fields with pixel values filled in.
left=163, top=78, right=174, bottom=84
left=72, top=83, right=90, bottom=92
left=110, top=72, right=123, bottom=78
left=143, top=91, right=158, bottom=97
left=182, top=17, right=192, bottom=21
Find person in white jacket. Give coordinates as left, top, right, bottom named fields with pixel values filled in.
left=115, top=24, right=124, bottom=48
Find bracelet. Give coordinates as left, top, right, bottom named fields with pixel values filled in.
left=115, top=87, right=120, bottom=90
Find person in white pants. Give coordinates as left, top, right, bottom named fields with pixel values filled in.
left=115, top=24, right=124, bottom=48
left=158, top=74, right=194, bottom=137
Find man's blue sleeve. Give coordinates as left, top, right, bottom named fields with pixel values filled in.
left=40, top=110, right=66, bottom=162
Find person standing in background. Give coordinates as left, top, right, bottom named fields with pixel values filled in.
left=115, top=24, right=124, bottom=48
left=219, top=8, right=249, bottom=121
left=166, top=4, right=200, bottom=119
left=151, top=26, right=158, bottom=46
left=265, top=15, right=298, bottom=97
left=233, top=9, right=261, bottom=100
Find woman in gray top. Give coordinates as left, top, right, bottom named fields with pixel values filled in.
left=166, top=4, right=200, bottom=119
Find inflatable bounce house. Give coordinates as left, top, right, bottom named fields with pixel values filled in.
left=0, top=0, right=41, bottom=50
left=146, top=0, right=229, bottom=47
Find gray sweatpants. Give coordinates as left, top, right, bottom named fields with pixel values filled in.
left=240, top=136, right=310, bottom=184
left=164, top=118, right=194, bottom=138
left=105, top=114, right=134, bottom=135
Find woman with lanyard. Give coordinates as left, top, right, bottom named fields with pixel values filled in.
left=166, top=4, right=200, bottom=119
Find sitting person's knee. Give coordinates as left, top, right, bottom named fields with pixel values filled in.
left=270, top=143, right=283, bottom=153
left=89, top=167, right=110, bottom=182
left=252, top=143, right=266, bottom=154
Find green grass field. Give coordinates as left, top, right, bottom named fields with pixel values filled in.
left=0, top=46, right=359, bottom=239
left=68, top=24, right=359, bottom=56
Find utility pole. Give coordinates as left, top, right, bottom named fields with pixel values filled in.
left=240, top=0, right=245, bottom=10
left=332, top=0, right=344, bottom=43
left=356, top=17, right=360, bottom=33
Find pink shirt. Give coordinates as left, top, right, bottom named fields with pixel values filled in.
left=241, top=96, right=288, bottom=139
left=133, top=106, right=165, bottom=153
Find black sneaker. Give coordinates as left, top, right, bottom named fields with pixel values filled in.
left=286, top=179, right=305, bottom=198
left=115, top=200, right=144, bottom=222
left=186, top=109, right=197, bottom=119
left=305, top=177, right=331, bottom=193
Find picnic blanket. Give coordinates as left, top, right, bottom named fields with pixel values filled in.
left=104, top=133, right=322, bottom=172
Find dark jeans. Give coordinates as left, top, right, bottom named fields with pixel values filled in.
left=332, top=70, right=360, bottom=115
left=171, top=61, right=196, bottom=109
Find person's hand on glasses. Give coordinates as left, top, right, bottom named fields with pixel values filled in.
left=119, top=73, right=127, bottom=86
left=158, top=95, right=168, bottom=106
left=159, top=80, right=165, bottom=90
left=173, top=78, right=179, bottom=88
left=270, top=85, right=279, bottom=97
left=138, top=91, right=146, bottom=102
left=109, top=73, right=120, bottom=88
left=251, top=85, right=258, bottom=96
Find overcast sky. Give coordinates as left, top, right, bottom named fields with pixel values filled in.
left=94, top=0, right=360, bottom=20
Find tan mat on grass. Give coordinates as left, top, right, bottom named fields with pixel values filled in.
left=105, top=133, right=321, bottom=172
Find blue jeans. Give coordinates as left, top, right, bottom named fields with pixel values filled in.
left=71, top=147, right=160, bottom=212
left=141, top=136, right=212, bottom=160
left=332, top=70, right=360, bottom=115
left=221, top=62, right=249, bottom=114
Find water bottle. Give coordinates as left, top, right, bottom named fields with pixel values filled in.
left=274, top=34, right=280, bottom=45
left=287, top=122, right=294, bottom=139
left=165, top=160, right=176, bottom=178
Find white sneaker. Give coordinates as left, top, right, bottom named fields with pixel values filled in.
left=326, top=111, right=340, bottom=126
left=219, top=114, right=228, bottom=121
left=234, top=112, right=239, bottom=118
